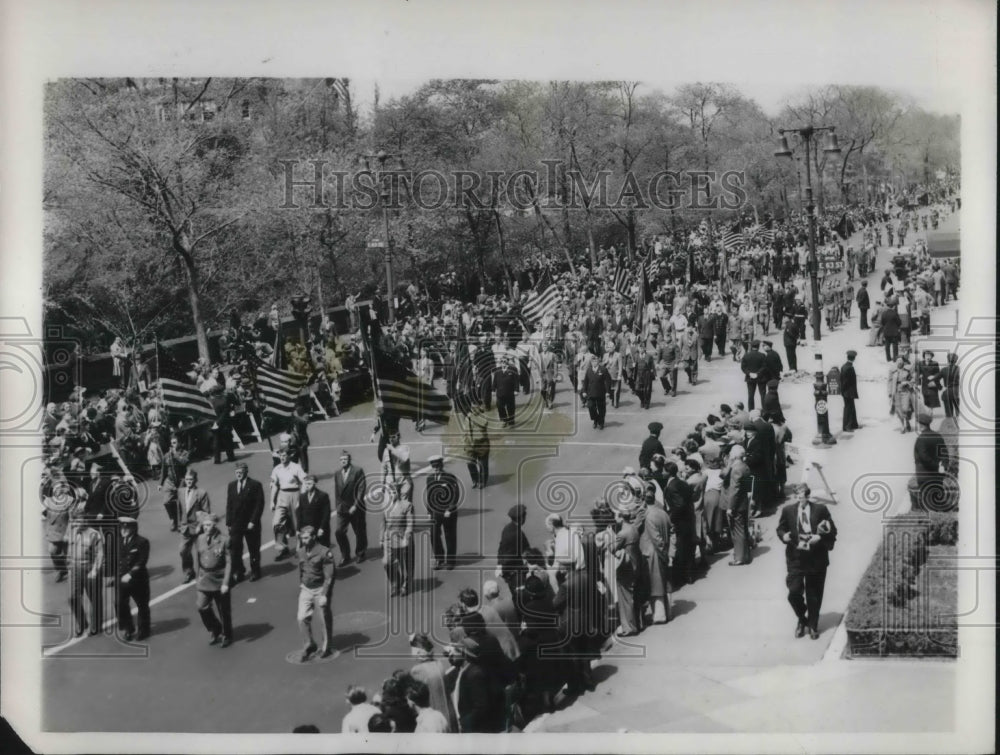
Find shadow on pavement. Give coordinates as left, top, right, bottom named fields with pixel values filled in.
left=817, top=611, right=844, bottom=634
left=332, top=631, right=370, bottom=652
left=148, top=564, right=175, bottom=581
left=591, top=663, right=618, bottom=684
left=262, top=561, right=297, bottom=579
left=414, top=576, right=443, bottom=594
left=235, top=622, right=274, bottom=643
left=151, top=617, right=190, bottom=636
left=669, top=599, right=697, bottom=619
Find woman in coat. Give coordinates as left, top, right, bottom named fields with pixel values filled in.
left=888, top=356, right=916, bottom=433
left=917, top=350, right=942, bottom=412
left=770, top=416, right=792, bottom=503
left=721, top=445, right=753, bottom=566
left=611, top=504, right=646, bottom=637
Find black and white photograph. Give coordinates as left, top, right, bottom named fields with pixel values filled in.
left=0, top=1, right=994, bottom=753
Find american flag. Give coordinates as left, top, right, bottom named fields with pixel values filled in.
left=644, top=255, right=662, bottom=282
left=154, top=342, right=217, bottom=421
left=634, top=263, right=651, bottom=333
left=744, top=223, right=775, bottom=246
left=722, top=230, right=745, bottom=251
left=521, top=268, right=560, bottom=324
left=612, top=263, right=632, bottom=296
left=252, top=361, right=309, bottom=418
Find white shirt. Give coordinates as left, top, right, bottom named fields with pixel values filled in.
left=270, top=462, right=306, bottom=491
left=341, top=702, right=380, bottom=733
left=415, top=707, right=450, bottom=733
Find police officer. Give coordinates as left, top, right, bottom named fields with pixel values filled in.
left=841, top=350, right=860, bottom=432
left=295, top=524, right=336, bottom=661
left=740, top=340, right=767, bottom=410
left=425, top=455, right=461, bottom=570
left=494, top=354, right=520, bottom=427
left=194, top=512, right=233, bottom=647
left=115, top=516, right=150, bottom=641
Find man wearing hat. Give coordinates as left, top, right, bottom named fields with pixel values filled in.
left=497, top=504, right=530, bottom=592
left=194, top=512, right=233, bottom=647
left=333, top=451, right=368, bottom=566
left=639, top=422, right=665, bottom=471
left=67, top=504, right=105, bottom=636
left=740, top=340, right=767, bottom=410
left=425, top=455, right=461, bottom=569
left=913, top=411, right=949, bottom=506
left=294, top=524, right=336, bottom=661
left=856, top=280, right=871, bottom=330
left=494, top=353, right=520, bottom=428
left=761, top=340, right=784, bottom=387
left=840, top=350, right=860, bottom=432
left=226, top=462, right=266, bottom=583
left=115, top=516, right=150, bottom=641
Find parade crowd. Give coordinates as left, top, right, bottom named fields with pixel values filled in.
left=40, top=188, right=961, bottom=733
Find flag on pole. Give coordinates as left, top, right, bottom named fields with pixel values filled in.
left=643, top=255, right=662, bottom=282
left=521, top=268, right=560, bottom=324
left=722, top=229, right=744, bottom=251
left=612, top=263, right=632, bottom=296
left=634, top=262, right=651, bottom=334
left=154, top=341, right=217, bottom=421
left=252, top=361, right=309, bottom=418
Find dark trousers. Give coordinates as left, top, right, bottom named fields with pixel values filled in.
left=48, top=541, right=68, bottom=576
left=467, top=454, right=490, bottom=487
left=298, top=447, right=310, bottom=473
left=477, top=376, right=493, bottom=409
left=497, top=393, right=516, bottom=424
left=541, top=379, right=556, bottom=408
left=859, top=308, right=869, bottom=329
left=842, top=397, right=859, bottom=431
left=785, top=343, right=797, bottom=371
left=700, top=338, right=714, bottom=359
left=385, top=545, right=414, bottom=593
left=117, top=576, right=150, bottom=637
left=69, top=567, right=103, bottom=633
left=660, top=368, right=677, bottom=394
left=608, top=379, right=621, bottom=408
left=786, top=569, right=827, bottom=631
left=587, top=396, right=607, bottom=428
left=229, top=524, right=262, bottom=578
left=518, top=359, right=531, bottom=394
left=942, top=388, right=958, bottom=418
left=196, top=589, right=233, bottom=638
left=715, top=335, right=727, bottom=356
left=164, top=501, right=179, bottom=528
left=212, top=428, right=235, bottom=464
left=747, top=380, right=765, bottom=410
left=919, top=313, right=930, bottom=336
left=179, top=533, right=197, bottom=579
left=334, top=509, right=368, bottom=559
left=884, top=336, right=899, bottom=362
left=431, top=513, right=458, bottom=566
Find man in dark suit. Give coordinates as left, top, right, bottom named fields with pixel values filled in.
left=740, top=340, right=767, bottom=410
left=776, top=483, right=837, bottom=639
left=840, top=350, right=860, bottom=431
left=493, top=354, right=520, bottom=427
left=782, top=315, right=799, bottom=372
left=583, top=308, right=604, bottom=356
left=761, top=340, right=784, bottom=386
left=115, top=516, right=150, bottom=641
left=445, top=637, right=504, bottom=733
left=662, top=462, right=696, bottom=587
left=225, top=462, right=265, bottom=582
left=639, top=422, right=665, bottom=470
left=333, top=451, right=368, bottom=565
left=581, top=353, right=611, bottom=430
left=856, top=281, right=871, bottom=329
left=881, top=303, right=901, bottom=362
left=179, top=470, right=212, bottom=584
left=425, top=455, right=461, bottom=569
left=290, top=405, right=311, bottom=473
left=294, top=474, right=331, bottom=548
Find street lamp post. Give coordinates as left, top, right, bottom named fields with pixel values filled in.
left=362, top=150, right=401, bottom=325
left=774, top=126, right=842, bottom=342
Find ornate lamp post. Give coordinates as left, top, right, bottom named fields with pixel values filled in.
left=774, top=126, right=842, bottom=342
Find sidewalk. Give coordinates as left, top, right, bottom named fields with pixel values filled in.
left=533, top=212, right=961, bottom=734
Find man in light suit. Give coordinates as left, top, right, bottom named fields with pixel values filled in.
left=333, top=451, right=368, bottom=566
left=225, top=462, right=265, bottom=583
left=179, top=470, right=211, bottom=584
left=776, top=483, right=837, bottom=640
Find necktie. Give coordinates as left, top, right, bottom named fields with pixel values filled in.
left=238, top=481, right=243, bottom=495
left=799, top=504, right=810, bottom=535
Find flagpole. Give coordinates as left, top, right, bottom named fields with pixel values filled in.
left=248, top=359, right=274, bottom=453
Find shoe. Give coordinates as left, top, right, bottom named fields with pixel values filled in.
left=55, top=572, right=67, bottom=583
left=338, top=557, right=353, bottom=567
left=400, top=587, right=409, bottom=597
left=124, top=630, right=134, bottom=641
left=356, top=554, right=366, bottom=563
left=275, top=550, right=288, bottom=562
left=809, top=628, right=820, bottom=640
left=728, top=561, right=746, bottom=566
left=183, top=573, right=195, bottom=584
left=220, top=636, right=232, bottom=648
left=319, top=648, right=334, bottom=659
left=615, top=629, right=639, bottom=638
left=795, top=621, right=806, bottom=638
left=446, top=563, right=455, bottom=570
left=209, top=633, right=221, bottom=645
left=135, top=632, right=150, bottom=641
left=170, top=523, right=179, bottom=532
left=249, top=573, right=261, bottom=582
left=75, top=625, right=86, bottom=638
left=433, top=561, right=445, bottom=570
left=88, top=628, right=101, bottom=636
left=299, top=644, right=317, bottom=662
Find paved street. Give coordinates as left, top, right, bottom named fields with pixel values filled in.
left=36, top=215, right=961, bottom=734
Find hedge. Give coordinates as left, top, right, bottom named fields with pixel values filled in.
left=845, top=511, right=958, bottom=658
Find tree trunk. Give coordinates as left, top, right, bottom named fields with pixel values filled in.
left=174, top=237, right=210, bottom=362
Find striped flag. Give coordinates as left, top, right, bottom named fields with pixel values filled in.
left=253, top=361, right=309, bottom=418
left=744, top=223, right=775, bottom=246
left=644, top=255, right=662, bottom=282
left=521, top=269, right=560, bottom=324
left=634, top=263, right=651, bottom=333
left=722, top=230, right=744, bottom=251
left=154, top=341, right=217, bottom=421
left=612, top=263, right=632, bottom=296
left=158, top=378, right=217, bottom=421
